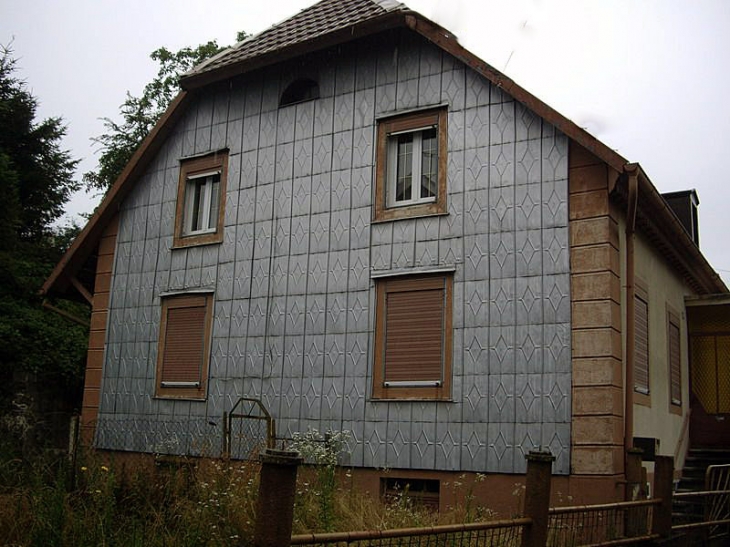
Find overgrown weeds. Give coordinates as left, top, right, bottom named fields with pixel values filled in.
left=0, top=432, right=499, bottom=545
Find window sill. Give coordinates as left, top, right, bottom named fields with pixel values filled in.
left=171, top=233, right=224, bottom=249
left=371, top=210, right=448, bottom=224
left=633, top=391, right=651, bottom=407
left=154, top=393, right=207, bottom=401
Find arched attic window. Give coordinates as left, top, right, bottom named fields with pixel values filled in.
left=279, top=78, right=320, bottom=107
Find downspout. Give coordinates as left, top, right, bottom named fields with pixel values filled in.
left=624, top=165, right=639, bottom=465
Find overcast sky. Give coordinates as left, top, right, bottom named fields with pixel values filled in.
left=3, top=0, right=729, bottom=284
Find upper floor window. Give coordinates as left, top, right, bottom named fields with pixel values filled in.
left=173, top=150, right=228, bottom=248
left=374, top=107, right=447, bottom=222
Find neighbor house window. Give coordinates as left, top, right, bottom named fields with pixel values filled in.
left=372, top=273, right=452, bottom=400
left=634, top=284, right=650, bottom=396
left=173, top=150, right=228, bottom=248
left=668, top=309, right=681, bottom=408
left=374, top=108, right=447, bottom=222
left=155, top=293, right=213, bottom=399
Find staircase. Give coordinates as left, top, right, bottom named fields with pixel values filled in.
left=673, top=447, right=730, bottom=524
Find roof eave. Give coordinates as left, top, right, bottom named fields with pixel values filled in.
left=403, top=14, right=628, bottom=172
left=41, top=91, right=193, bottom=298
left=614, top=163, right=727, bottom=296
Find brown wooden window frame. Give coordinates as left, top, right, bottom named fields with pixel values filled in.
left=634, top=281, right=650, bottom=404
left=372, top=273, right=453, bottom=400
left=173, top=150, right=228, bottom=248
left=374, top=107, right=448, bottom=223
left=667, top=306, right=682, bottom=412
left=155, top=293, right=213, bottom=400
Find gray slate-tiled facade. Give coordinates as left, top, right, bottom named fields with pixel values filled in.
left=97, top=30, right=571, bottom=474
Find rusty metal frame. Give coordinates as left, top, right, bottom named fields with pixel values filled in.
left=223, top=397, right=276, bottom=459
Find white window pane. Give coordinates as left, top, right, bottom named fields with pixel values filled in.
left=420, top=128, right=438, bottom=199
left=396, top=134, right=413, bottom=202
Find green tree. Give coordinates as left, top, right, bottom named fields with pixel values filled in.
left=0, top=48, right=87, bottom=440
left=83, top=40, right=231, bottom=193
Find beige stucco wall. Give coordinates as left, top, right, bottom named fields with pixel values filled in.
left=617, top=215, right=693, bottom=474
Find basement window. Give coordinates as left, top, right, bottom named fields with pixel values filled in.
left=381, top=477, right=440, bottom=511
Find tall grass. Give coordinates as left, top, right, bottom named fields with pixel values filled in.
left=0, top=449, right=499, bottom=545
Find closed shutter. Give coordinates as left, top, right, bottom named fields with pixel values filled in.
left=668, top=318, right=681, bottom=405
left=384, top=284, right=444, bottom=383
left=635, top=294, right=649, bottom=393
left=160, top=295, right=208, bottom=386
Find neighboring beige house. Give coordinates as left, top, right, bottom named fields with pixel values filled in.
left=43, top=0, right=729, bottom=511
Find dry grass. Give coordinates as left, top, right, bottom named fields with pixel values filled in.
left=0, top=451, right=500, bottom=546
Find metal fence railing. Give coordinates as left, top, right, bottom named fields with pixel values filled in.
left=547, top=499, right=660, bottom=546
left=672, top=490, right=730, bottom=544
left=290, top=518, right=531, bottom=547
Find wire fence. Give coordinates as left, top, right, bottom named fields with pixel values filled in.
left=547, top=499, right=659, bottom=546
left=290, top=518, right=531, bottom=547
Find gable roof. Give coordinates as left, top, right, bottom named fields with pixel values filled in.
left=42, top=0, right=727, bottom=298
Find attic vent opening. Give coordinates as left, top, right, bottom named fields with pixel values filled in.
left=279, top=78, right=319, bottom=107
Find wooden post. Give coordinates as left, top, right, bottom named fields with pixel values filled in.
left=522, top=450, right=555, bottom=547
left=652, top=456, right=674, bottom=539
left=254, top=448, right=302, bottom=547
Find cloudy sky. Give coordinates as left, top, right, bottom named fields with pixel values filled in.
left=3, top=0, right=729, bottom=284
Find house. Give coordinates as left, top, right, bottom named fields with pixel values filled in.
left=43, top=0, right=729, bottom=510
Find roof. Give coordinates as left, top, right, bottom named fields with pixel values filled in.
left=186, top=0, right=406, bottom=84
left=42, top=0, right=728, bottom=298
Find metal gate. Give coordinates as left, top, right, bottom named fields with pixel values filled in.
left=223, top=397, right=275, bottom=460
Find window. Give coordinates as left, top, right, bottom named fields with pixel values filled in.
left=173, top=150, right=228, bottom=248
left=372, top=273, right=452, bottom=400
left=374, top=108, right=447, bottom=222
left=279, top=78, right=319, bottom=107
left=668, top=309, right=681, bottom=407
left=634, top=284, right=650, bottom=396
left=155, top=293, right=213, bottom=399
left=381, top=477, right=440, bottom=511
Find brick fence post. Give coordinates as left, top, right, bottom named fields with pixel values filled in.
left=254, top=448, right=303, bottom=547
left=651, top=455, right=674, bottom=539
left=522, top=450, right=555, bottom=547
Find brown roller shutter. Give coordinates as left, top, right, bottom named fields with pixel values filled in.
left=668, top=318, right=681, bottom=405
left=161, top=305, right=206, bottom=384
left=384, top=285, right=444, bottom=383
left=634, top=294, right=649, bottom=394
